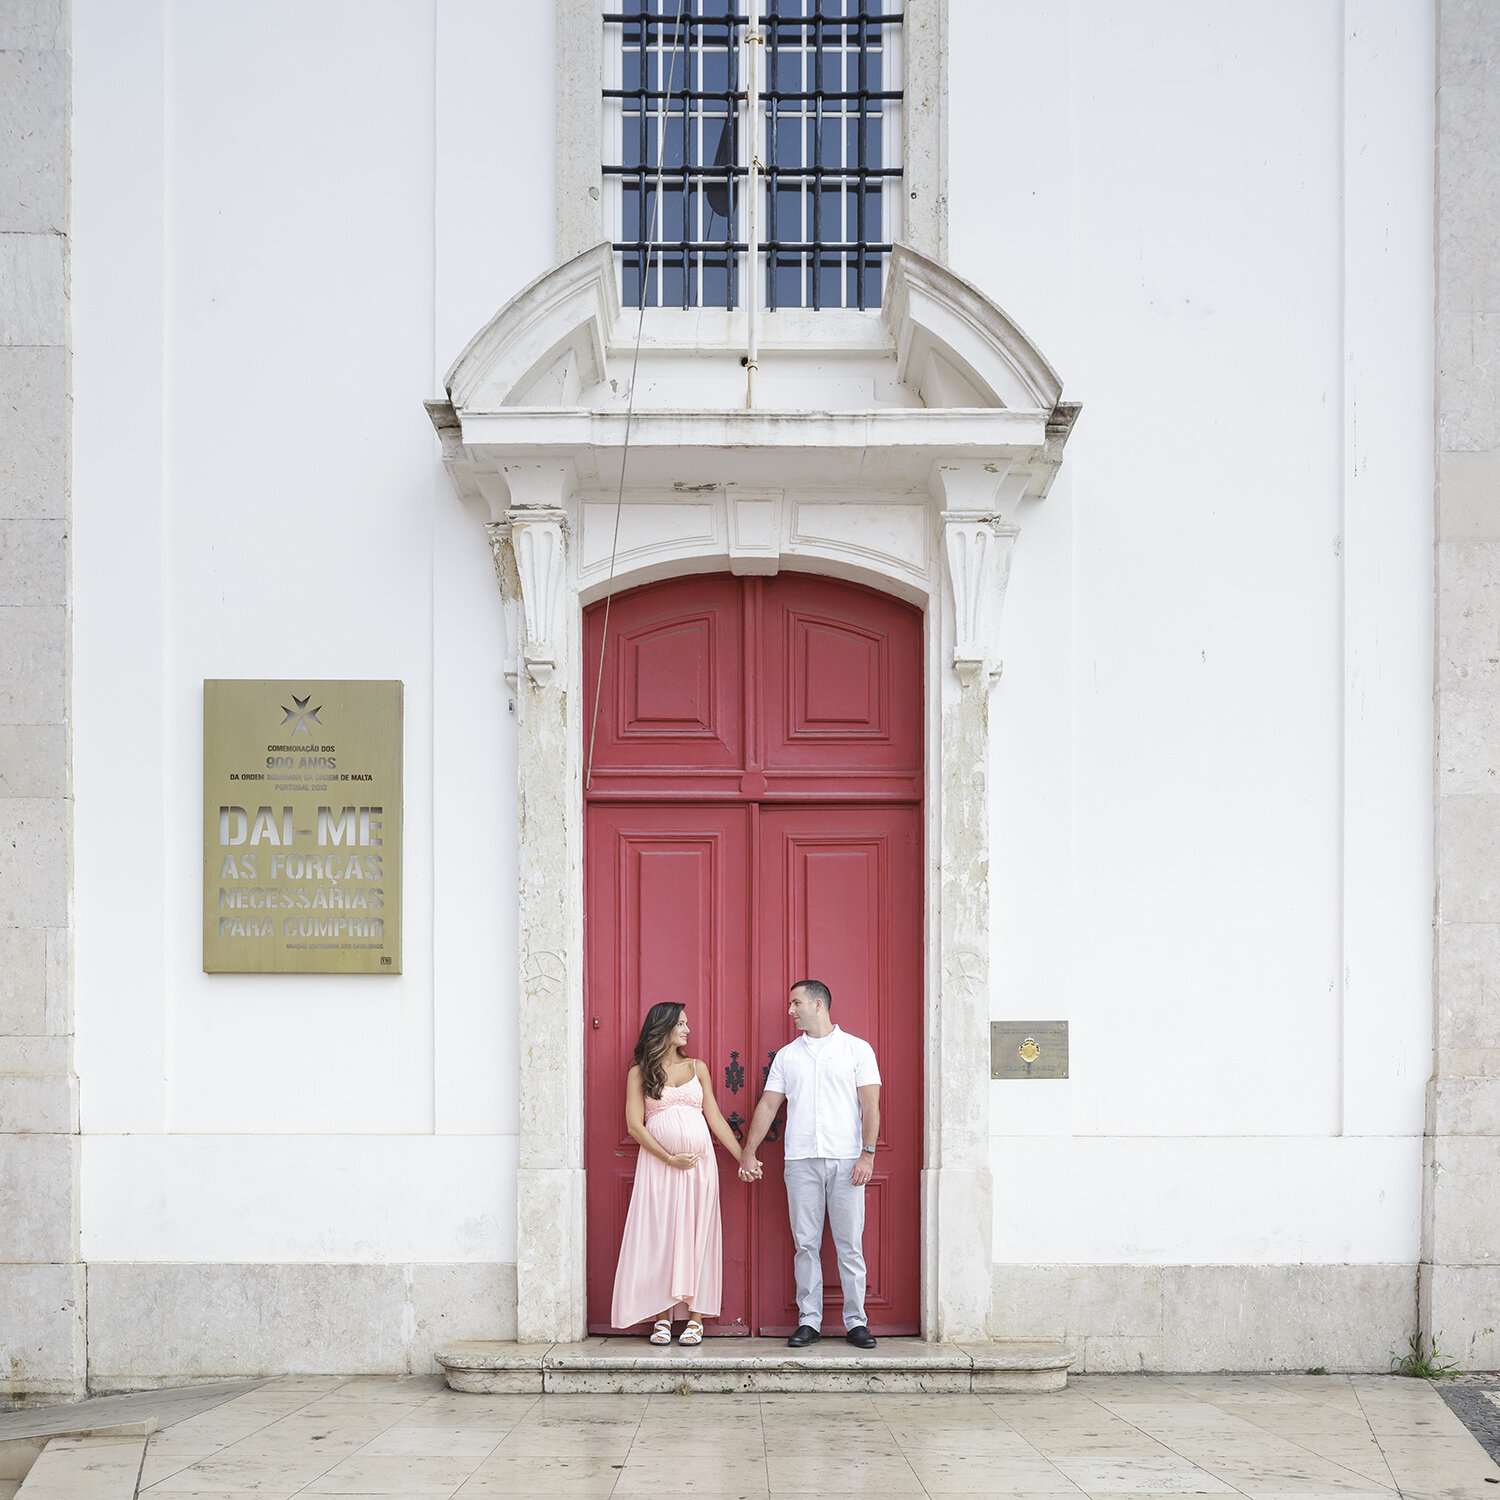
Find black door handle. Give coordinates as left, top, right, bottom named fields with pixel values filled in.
left=728, top=1111, right=745, bottom=1143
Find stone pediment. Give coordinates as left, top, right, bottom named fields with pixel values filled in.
left=445, top=245, right=620, bottom=414
left=883, top=247, right=1063, bottom=412
left=441, top=241, right=1065, bottom=414
left=429, top=243, right=1077, bottom=499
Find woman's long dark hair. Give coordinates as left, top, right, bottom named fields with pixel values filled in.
left=634, top=1002, right=686, bottom=1100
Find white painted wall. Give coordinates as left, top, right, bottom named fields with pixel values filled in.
left=966, top=0, right=1434, bottom=1262
left=73, top=0, right=547, bottom=1263
left=72, top=0, right=1432, bottom=1270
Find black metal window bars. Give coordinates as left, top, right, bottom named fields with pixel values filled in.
left=604, top=0, right=902, bottom=311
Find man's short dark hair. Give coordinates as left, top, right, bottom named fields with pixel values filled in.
left=790, top=979, right=832, bottom=1012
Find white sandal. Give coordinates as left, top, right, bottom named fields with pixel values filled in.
left=679, top=1318, right=703, bottom=1345
left=649, top=1318, right=672, bottom=1345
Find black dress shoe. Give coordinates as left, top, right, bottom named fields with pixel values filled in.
left=786, top=1324, right=821, bottom=1348
left=845, top=1325, right=877, bottom=1349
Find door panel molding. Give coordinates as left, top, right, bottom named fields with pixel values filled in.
left=586, top=579, right=923, bottom=1337
left=585, top=803, right=752, bottom=1335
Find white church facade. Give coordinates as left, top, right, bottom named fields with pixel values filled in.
left=2, top=0, right=1496, bottom=1394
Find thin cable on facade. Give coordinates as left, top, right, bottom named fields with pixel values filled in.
left=744, top=0, right=761, bottom=408
left=587, top=0, right=691, bottom=793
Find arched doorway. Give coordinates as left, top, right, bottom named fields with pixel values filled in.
left=583, top=572, right=924, bottom=1336
left=435, top=242, right=1077, bottom=1342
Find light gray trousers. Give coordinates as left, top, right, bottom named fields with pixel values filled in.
left=784, top=1156, right=867, bottom=1330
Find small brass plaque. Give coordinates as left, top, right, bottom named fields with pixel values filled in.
left=203, top=679, right=402, bottom=974
left=991, top=1021, right=1068, bottom=1079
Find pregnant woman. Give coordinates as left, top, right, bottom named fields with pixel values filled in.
left=612, top=1001, right=744, bottom=1344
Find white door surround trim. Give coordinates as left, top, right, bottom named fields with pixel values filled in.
left=428, top=242, right=1077, bottom=1341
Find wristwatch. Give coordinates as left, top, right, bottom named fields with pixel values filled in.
left=860, top=1145, right=876, bottom=1155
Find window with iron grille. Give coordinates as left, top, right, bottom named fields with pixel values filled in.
left=604, top=0, right=903, bottom=311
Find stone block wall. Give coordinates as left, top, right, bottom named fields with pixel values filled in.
left=995, top=1264, right=1417, bottom=1374
left=1427, top=0, right=1500, bottom=1367
left=85, top=1263, right=519, bottom=1390
left=0, top=0, right=82, bottom=1399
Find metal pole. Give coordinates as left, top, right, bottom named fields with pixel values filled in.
left=745, top=0, right=762, bottom=408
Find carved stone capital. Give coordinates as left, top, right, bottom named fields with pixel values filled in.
left=485, top=521, right=524, bottom=692
left=942, top=511, right=1018, bottom=685
left=508, top=508, right=569, bottom=687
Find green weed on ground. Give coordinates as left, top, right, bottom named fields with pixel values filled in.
left=1390, top=1333, right=1460, bottom=1379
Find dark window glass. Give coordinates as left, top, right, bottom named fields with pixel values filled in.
left=606, top=0, right=899, bottom=310
left=775, top=250, right=802, bottom=310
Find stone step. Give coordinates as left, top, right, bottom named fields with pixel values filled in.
left=435, top=1337, right=1074, bottom=1395
left=1, top=1421, right=156, bottom=1500
left=14, top=1434, right=147, bottom=1500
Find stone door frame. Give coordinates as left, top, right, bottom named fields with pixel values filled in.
left=429, top=242, right=1078, bottom=1343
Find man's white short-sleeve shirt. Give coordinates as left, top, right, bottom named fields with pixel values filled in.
left=764, top=1026, right=881, bottom=1161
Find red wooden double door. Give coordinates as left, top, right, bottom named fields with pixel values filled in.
left=584, top=573, right=923, bottom=1336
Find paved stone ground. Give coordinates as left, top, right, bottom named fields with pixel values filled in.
left=25, top=1370, right=1500, bottom=1498
left=0, top=1380, right=265, bottom=1437
left=8, top=1371, right=1500, bottom=1497
left=1438, top=1378, right=1500, bottom=1471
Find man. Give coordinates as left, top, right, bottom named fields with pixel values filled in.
left=738, top=979, right=882, bottom=1349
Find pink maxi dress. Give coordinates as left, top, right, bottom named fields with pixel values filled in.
left=611, top=1072, right=723, bottom=1328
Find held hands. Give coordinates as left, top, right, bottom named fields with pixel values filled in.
left=735, top=1154, right=868, bottom=1183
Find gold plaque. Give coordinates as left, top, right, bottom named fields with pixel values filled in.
left=203, top=680, right=402, bottom=974
left=991, top=1021, right=1068, bottom=1079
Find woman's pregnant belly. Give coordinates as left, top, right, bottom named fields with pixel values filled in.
left=646, top=1105, right=711, bottom=1157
